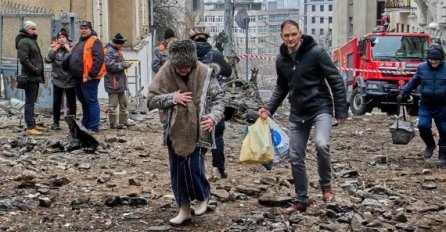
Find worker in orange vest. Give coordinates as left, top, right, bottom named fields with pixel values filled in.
left=152, top=28, right=176, bottom=74
left=65, top=21, right=105, bottom=132
left=152, top=28, right=177, bottom=127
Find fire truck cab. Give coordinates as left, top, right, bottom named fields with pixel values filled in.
left=332, top=31, right=431, bottom=115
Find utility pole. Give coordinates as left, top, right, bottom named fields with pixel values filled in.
left=223, top=0, right=234, bottom=56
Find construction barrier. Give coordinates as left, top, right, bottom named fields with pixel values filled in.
left=238, top=54, right=416, bottom=75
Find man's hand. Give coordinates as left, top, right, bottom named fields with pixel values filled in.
left=174, top=91, right=192, bottom=106
left=258, top=108, right=271, bottom=120
left=52, top=43, right=61, bottom=51
left=396, top=93, right=405, bottom=103
left=123, top=62, right=132, bottom=69
left=200, top=115, right=215, bottom=132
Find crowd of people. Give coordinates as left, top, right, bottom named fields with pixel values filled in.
left=16, top=20, right=134, bottom=136
left=15, top=18, right=446, bottom=226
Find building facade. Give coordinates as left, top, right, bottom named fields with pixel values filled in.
left=385, top=0, right=446, bottom=49
left=202, top=0, right=299, bottom=56
left=0, top=0, right=154, bottom=102
left=332, top=0, right=385, bottom=49
left=302, top=0, right=334, bottom=51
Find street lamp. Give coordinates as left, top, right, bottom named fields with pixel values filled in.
left=428, top=22, right=446, bottom=45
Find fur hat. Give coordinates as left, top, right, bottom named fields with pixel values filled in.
left=79, top=21, right=92, bottom=29
left=57, top=28, right=69, bottom=39
left=164, top=28, right=175, bottom=40
left=169, top=39, right=198, bottom=68
left=189, top=25, right=210, bottom=40
left=112, top=33, right=127, bottom=44
left=427, top=46, right=445, bottom=60
left=23, top=20, right=37, bottom=30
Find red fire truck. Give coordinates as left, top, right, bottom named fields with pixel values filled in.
left=332, top=31, right=431, bottom=115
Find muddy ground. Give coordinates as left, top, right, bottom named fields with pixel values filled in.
left=0, top=107, right=445, bottom=232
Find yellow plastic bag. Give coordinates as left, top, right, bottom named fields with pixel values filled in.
left=239, top=118, right=274, bottom=164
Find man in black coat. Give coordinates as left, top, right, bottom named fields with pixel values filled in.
left=15, top=20, right=44, bottom=136
left=259, top=20, right=348, bottom=213
left=190, top=25, right=232, bottom=179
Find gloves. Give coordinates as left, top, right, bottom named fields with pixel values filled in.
left=396, top=93, right=405, bottom=103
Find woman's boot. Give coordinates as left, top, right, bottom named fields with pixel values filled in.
left=169, top=203, right=192, bottom=225
left=194, top=198, right=208, bottom=216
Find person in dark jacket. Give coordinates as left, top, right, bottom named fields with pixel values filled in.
left=45, top=28, right=76, bottom=130
left=67, top=21, right=105, bottom=132
left=398, top=45, right=446, bottom=167
left=15, top=20, right=45, bottom=136
left=190, top=25, right=232, bottom=179
left=104, top=33, right=135, bottom=129
left=152, top=28, right=177, bottom=74
left=259, top=20, right=348, bottom=214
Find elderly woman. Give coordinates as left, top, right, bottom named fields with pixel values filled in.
left=148, top=39, right=225, bottom=225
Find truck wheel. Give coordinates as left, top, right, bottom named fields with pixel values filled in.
left=350, top=88, right=371, bottom=115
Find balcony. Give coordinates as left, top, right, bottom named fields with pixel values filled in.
left=384, top=0, right=411, bottom=9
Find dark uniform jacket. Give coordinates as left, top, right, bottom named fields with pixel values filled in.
left=15, top=29, right=44, bottom=83
left=152, top=40, right=169, bottom=74
left=68, top=34, right=104, bottom=79
left=195, top=41, right=232, bottom=78
left=266, top=35, right=348, bottom=123
left=104, top=43, right=128, bottom=93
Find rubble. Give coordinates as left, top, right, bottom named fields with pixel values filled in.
left=0, top=100, right=445, bottom=231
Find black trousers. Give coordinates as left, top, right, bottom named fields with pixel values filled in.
left=24, top=82, right=39, bottom=129
left=53, top=85, right=76, bottom=124
left=212, top=120, right=226, bottom=170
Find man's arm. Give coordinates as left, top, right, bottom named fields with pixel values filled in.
left=264, top=58, right=289, bottom=115
left=17, top=40, right=40, bottom=74
left=152, top=48, right=162, bottom=73
left=88, top=39, right=105, bottom=78
left=401, top=67, right=422, bottom=95
left=105, top=48, right=127, bottom=73
left=212, top=51, right=232, bottom=77
left=318, top=49, right=348, bottom=118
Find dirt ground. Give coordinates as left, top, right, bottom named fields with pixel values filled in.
left=0, top=108, right=445, bottom=232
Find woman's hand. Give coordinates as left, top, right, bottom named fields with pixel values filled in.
left=200, top=115, right=215, bottom=132
left=174, top=91, right=192, bottom=106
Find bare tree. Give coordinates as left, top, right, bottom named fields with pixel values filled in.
left=152, top=0, right=182, bottom=41
left=152, top=0, right=199, bottom=41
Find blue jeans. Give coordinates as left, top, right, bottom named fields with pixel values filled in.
left=418, top=103, right=446, bottom=158
left=75, top=79, right=100, bottom=131
left=288, top=113, right=332, bottom=204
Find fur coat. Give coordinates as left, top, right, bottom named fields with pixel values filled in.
left=148, top=61, right=225, bottom=156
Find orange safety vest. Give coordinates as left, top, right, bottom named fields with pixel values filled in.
left=82, top=36, right=106, bottom=82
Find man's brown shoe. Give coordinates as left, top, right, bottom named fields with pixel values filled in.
left=284, top=201, right=308, bottom=214
left=27, top=128, right=42, bottom=136
left=321, top=186, right=335, bottom=203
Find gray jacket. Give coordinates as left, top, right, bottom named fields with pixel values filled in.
left=151, top=40, right=169, bottom=73
left=45, top=45, right=74, bottom=88
left=104, top=43, right=128, bottom=93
